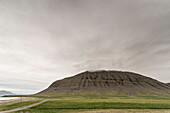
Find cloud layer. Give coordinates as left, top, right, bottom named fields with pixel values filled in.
left=0, top=0, right=170, bottom=94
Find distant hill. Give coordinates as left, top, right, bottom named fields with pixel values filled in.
left=39, top=70, right=170, bottom=96
left=0, top=90, right=14, bottom=96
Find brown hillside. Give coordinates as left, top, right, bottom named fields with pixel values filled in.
left=39, top=70, right=170, bottom=95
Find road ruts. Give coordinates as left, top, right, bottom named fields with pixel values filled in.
left=0, top=99, right=49, bottom=113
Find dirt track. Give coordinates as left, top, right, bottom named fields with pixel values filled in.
left=0, top=99, right=49, bottom=113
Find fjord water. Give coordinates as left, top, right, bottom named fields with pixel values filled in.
left=0, top=97, right=18, bottom=101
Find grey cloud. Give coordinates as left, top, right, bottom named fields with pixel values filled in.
left=0, top=0, right=170, bottom=94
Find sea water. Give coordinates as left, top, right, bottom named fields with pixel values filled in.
left=0, top=97, right=18, bottom=101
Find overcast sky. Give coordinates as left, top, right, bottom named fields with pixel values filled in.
left=0, top=0, right=170, bottom=94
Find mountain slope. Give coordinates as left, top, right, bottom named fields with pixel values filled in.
left=0, top=90, right=14, bottom=96
left=39, top=70, right=170, bottom=96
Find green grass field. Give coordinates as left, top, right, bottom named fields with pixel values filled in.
left=12, top=94, right=170, bottom=113
left=0, top=100, right=40, bottom=111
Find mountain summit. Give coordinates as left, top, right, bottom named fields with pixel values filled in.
left=39, top=70, right=170, bottom=95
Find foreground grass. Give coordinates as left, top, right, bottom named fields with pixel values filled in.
left=0, top=100, right=40, bottom=111
left=3, top=94, right=170, bottom=113
left=16, top=96, right=170, bottom=113
left=34, top=94, right=170, bottom=100
left=79, top=109, right=170, bottom=113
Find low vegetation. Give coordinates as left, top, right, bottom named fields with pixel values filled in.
left=14, top=94, right=170, bottom=113
left=0, top=100, right=40, bottom=111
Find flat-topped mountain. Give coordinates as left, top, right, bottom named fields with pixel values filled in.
left=39, top=70, right=170, bottom=95
left=0, top=90, right=14, bottom=96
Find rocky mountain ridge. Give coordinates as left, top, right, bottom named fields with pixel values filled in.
left=39, top=70, right=170, bottom=95
left=0, top=90, right=14, bottom=96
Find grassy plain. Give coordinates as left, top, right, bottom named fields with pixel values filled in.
left=13, top=94, right=170, bottom=113
left=0, top=100, right=40, bottom=111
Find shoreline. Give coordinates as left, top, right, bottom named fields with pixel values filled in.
left=0, top=97, right=39, bottom=105
left=0, top=97, right=19, bottom=101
